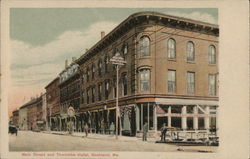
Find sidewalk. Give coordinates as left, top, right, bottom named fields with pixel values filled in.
left=42, top=131, right=157, bottom=143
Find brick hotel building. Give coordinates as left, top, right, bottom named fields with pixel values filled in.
left=75, top=11, right=219, bottom=137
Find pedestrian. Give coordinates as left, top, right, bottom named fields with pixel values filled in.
left=160, top=123, right=167, bottom=142
left=142, top=122, right=148, bottom=141
left=109, top=122, right=115, bottom=135
left=83, top=123, right=89, bottom=137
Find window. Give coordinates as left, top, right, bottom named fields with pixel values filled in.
left=140, top=69, right=150, bottom=92
left=209, top=74, right=217, bottom=95
left=167, top=38, right=176, bottom=59
left=187, top=41, right=195, bottom=62
left=81, top=72, right=85, bottom=84
left=98, top=59, right=102, bottom=76
left=140, top=36, right=150, bottom=57
left=187, top=72, right=195, bottom=94
left=121, top=73, right=128, bottom=96
left=81, top=90, right=85, bottom=104
left=87, top=88, right=90, bottom=104
left=92, top=64, right=95, bottom=80
left=168, top=70, right=176, bottom=93
left=91, top=86, right=95, bottom=103
left=87, top=67, right=90, bottom=82
left=123, top=44, right=128, bottom=55
left=208, top=45, right=216, bottom=64
left=98, top=83, right=102, bottom=101
left=104, top=55, right=109, bottom=73
left=105, top=80, right=109, bottom=100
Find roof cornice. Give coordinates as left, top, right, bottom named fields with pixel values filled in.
left=76, top=11, right=219, bottom=65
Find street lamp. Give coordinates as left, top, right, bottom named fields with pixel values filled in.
left=110, top=50, right=126, bottom=139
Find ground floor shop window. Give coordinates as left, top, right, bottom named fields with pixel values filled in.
left=187, top=117, right=193, bottom=130
left=137, top=103, right=154, bottom=131
left=210, top=117, right=216, bottom=129
left=171, top=105, right=182, bottom=114
left=157, top=117, right=168, bottom=130
left=198, top=117, right=205, bottom=130
left=171, top=117, right=181, bottom=129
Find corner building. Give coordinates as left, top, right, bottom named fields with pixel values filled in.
left=76, top=12, right=219, bottom=138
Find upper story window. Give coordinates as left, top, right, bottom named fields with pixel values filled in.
left=140, top=36, right=150, bottom=57
left=208, top=74, right=217, bottom=96
left=208, top=45, right=216, bottom=64
left=187, top=41, right=195, bottom=62
left=87, top=67, right=90, bottom=82
left=81, top=90, right=85, bottom=104
left=91, top=86, right=95, bottom=103
left=140, top=69, right=150, bottom=92
left=81, top=71, right=85, bottom=84
left=187, top=72, right=195, bottom=94
left=98, top=83, right=102, bottom=101
left=92, top=64, right=95, bottom=80
left=121, top=73, right=128, bottom=96
left=123, top=44, right=128, bottom=55
left=105, top=80, right=110, bottom=100
left=104, top=55, right=109, bottom=73
left=167, top=38, right=176, bottom=59
left=98, top=59, right=102, bottom=76
left=87, top=88, right=90, bottom=104
left=167, top=70, right=176, bottom=93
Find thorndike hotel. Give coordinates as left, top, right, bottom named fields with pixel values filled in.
left=74, top=11, right=219, bottom=137
left=15, top=11, right=219, bottom=138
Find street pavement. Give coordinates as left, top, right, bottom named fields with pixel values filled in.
left=9, top=131, right=217, bottom=152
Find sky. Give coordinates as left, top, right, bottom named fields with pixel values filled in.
left=8, top=8, right=218, bottom=115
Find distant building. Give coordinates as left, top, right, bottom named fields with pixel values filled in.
left=45, top=77, right=60, bottom=131
left=75, top=11, right=219, bottom=137
left=12, top=110, right=19, bottom=127
left=58, top=58, right=80, bottom=131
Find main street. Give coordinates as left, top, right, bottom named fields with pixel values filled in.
left=9, top=131, right=217, bottom=152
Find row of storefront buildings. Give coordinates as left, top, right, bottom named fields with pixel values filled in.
left=11, top=11, right=219, bottom=138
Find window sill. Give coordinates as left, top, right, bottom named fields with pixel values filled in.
left=139, top=56, right=151, bottom=59
left=208, top=63, right=217, bottom=66
left=168, top=59, right=176, bottom=62
left=186, top=61, right=195, bottom=64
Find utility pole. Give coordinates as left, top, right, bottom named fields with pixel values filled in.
left=110, top=50, right=126, bottom=139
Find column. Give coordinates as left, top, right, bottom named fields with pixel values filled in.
left=153, top=104, right=157, bottom=132
left=136, top=104, right=140, bottom=131
left=147, top=103, right=150, bottom=130
left=167, top=106, right=171, bottom=127
left=205, top=106, right=210, bottom=131
left=193, top=106, right=198, bottom=130
left=141, top=104, right=143, bottom=131
left=181, top=106, right=187, bottom=130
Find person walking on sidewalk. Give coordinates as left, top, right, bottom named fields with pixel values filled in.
left=160, top=123, right=167, bottom=142
left=142, top=122, right=148, bottom=141
left=83, top=123, right=89, bottom=137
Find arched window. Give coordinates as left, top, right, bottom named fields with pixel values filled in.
left=168, top=38, right=176, bottom=59
left=140, top=36, right=150, bottom=57
left=121, top=73, right=127, bottom=96
left=140, top=69, right=150, bottom=92
left=98, top=59, right=102, bottom=76
left=208, top=45, right=216, bottom=64
left=187, top=41, right=195, bottom=62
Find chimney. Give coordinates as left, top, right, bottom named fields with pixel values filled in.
left=101, top=31, right=105, bottom=39
left=65, top=59, right=68, bottom=68
left=72, top=57, right=76, bottom=62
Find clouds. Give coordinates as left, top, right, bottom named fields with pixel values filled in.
left=164, top=11, right=217, bottom=24
left=10, top=21, right=118, bottom=88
